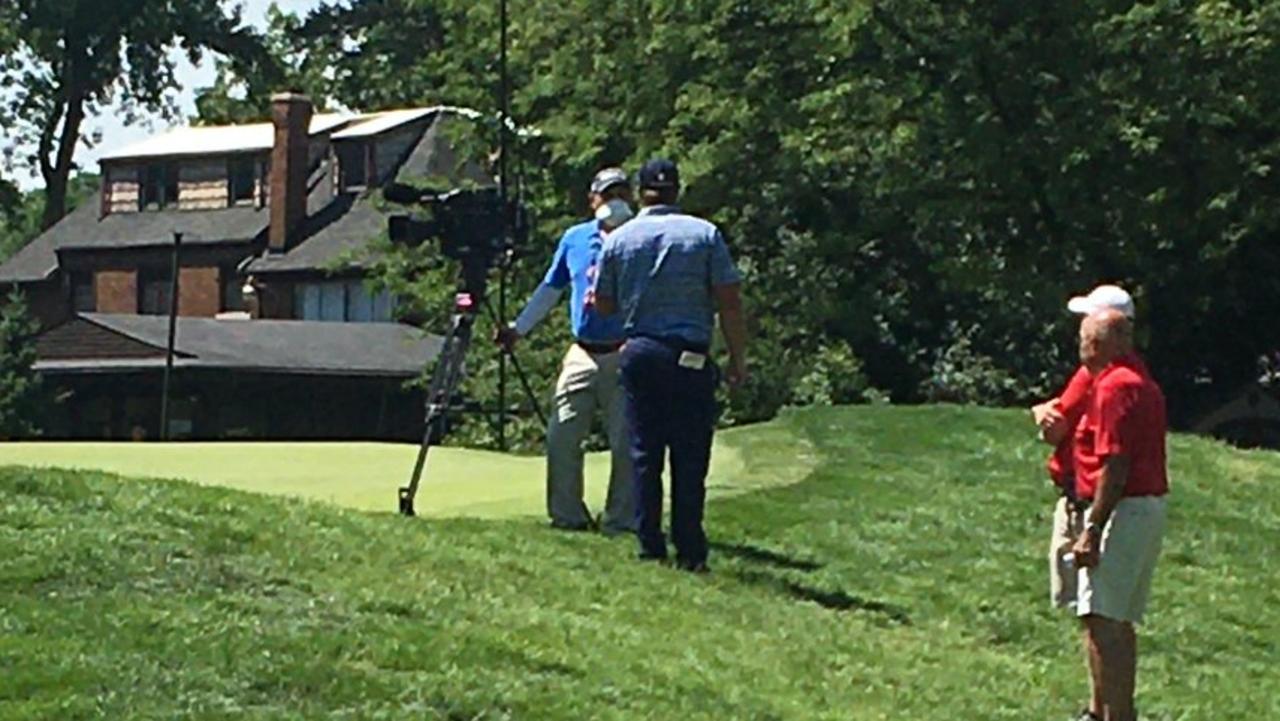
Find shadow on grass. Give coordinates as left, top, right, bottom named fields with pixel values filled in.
left=709, top=541, right=823, bottom=572
left=735, top=569, right=912, bottom=626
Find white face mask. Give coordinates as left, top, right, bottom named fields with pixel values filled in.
left=595, top=198, right=634, bottom=230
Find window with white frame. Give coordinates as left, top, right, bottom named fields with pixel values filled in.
left=293, top=280, right=394, bottom=323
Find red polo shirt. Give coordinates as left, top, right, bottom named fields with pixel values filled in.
left=1047, top=365, right=1093, bottom=488
left=1073, top=354, right=1168, bottom=501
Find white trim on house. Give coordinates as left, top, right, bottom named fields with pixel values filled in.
left=331, top=108, right=438, bottom=139
left=99, top=114, right=355, bottom=161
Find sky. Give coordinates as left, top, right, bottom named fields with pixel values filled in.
left=11, top=0, right=324, bottom=190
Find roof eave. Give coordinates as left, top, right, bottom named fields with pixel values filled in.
left=0, top=270, right=57, bottom=284
left=99, top=148, right=272, bottom=165
left=35, top=361, right=424, bottom=378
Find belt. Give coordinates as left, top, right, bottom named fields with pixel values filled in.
left=577, top=340, right=623, bottom=354
left=1076, top=492, right=1166, bottom=506
left=1059, top=477, right=1088, bottom=512
left=634, top=334, right=710, bottom=355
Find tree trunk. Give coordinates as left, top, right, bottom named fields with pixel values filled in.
left=39, top=31, right=90, bottom=232
left=40, top=91, right=86, bottom=230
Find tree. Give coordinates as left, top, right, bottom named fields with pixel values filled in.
left=193, top=7, right=335, bottom=125
left=1, top=174, right=99, bottom=263
left=0, top=287, right=43, bottom=438
left=0, top=0, right=276, bottom=229
left=197, top=0, right=1280, bottom=437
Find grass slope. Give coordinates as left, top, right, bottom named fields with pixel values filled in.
left=2, top=406, right=1277, bottom=720
left=0, top=422, right=814, bottom=518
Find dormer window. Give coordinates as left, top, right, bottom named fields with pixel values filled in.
left=337, top=142, right=369, bottom=190
left=228, top=157, right=257, bottom=206
left=140, top=163, right=178, bottom=210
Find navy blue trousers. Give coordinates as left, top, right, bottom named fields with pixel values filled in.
left=619, top=336, right=718, bottom=565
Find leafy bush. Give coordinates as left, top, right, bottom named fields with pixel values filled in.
left=791, top=341, right=872, bottom=407
left=0, top=288, right=43, bottom=439
left=921, top=326, right=1021, bottom=407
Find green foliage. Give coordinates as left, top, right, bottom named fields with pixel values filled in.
left=921, top=325, right=1021, bottom=406
left=193, top=7, right=334, bottom=125
left=0, top=287, right=43, bottom=438
left=2, top=406, right=1278, bottom=718
left=0, top=0, right=274, bottom=227
left=192, top=0, right=1280, bottom=440
left=791, top=341, right=873, bottom=408
left=0, top=174, right=99, bottom=263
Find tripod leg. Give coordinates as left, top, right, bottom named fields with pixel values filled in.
left=399, top=313, right=476, bottom=516
left=482, top=298, right=549, bottom=427
left=505, top=350, right=549, bottom=428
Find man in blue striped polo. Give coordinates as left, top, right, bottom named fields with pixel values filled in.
left=592, top=158, right=749, bottom=572
left=498, top=168, right=637, bottom=534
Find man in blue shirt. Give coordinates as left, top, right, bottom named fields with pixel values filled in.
left=593, top=159, right=749, bottom=571
left=498, top=167, right=636, bottom=534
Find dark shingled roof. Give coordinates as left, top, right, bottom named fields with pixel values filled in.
left=0, top=108, right=493, bottom=283
left=248, top=111, right=493, bottom=275
left=246, top=193, right=385, bottom=274
left=34, top=313, right=442, bottom=377
left=0, top=198, right=270, bottom=284
left=0, top=159, right=343, bottom=283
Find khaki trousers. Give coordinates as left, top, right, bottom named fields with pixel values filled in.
left=1050, top=495, right=1085, bottom=609
left=546, top=343, right=635, bottom=532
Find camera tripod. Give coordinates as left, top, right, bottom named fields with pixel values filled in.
left=397, top=293, right=552, bottom=517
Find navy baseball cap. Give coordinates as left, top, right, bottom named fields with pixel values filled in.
left=590, top=167, right=629, bottom=195
left=638, top=158, right=679, bottom=189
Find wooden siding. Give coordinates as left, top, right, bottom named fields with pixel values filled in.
left=105, top=166, right=141, bottom=215
left=96, top=270, right=137, bottom=314
left=36, top=318, right=164, bottom=361
left=178, top=160, right=229, bottom=210
left=177, top=267, right=221, bottom=317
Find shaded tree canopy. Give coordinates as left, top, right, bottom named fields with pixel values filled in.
left=0, top=287, right=43, bottom=438
left=176, top=0, right=1280, bottom=438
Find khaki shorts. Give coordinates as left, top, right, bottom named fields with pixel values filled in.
left=1077, top=495, right=1167, bottom=624
left=1049, top=496, right=1084, bottom=610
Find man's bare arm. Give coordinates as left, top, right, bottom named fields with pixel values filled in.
left=1072, top=454, right=1130, bottom=567
left=713, top=283, right=747, bottom=383
left=1087, top=454, right=1131, bottom=529
left=1031, top=399, right=1070, bottom=444
left=1031, top=400, right=1054, bottom=426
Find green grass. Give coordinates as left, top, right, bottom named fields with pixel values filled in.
left=0, top=422, right=813, bottom=518
left=2, top=406, right=1277, bottom=719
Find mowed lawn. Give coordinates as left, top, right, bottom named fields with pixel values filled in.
left=2, top=405, right=1278, bottom=720
left=0, top=421, right=814, bottom=518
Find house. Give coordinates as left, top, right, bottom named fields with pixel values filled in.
left=35, top=314, right=440, bottom=441
left=0, top=94, right=491, bottom=440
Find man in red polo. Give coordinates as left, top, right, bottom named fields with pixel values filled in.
left=1032, top=284, right=1137, bottom=612
left=1069, top=308, right=1169, bottom=721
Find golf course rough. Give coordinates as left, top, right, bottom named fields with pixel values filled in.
left=2, top=406, right=1277, bottom=719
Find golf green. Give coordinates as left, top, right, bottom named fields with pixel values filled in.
left=0, top=421, right=814, bottom=518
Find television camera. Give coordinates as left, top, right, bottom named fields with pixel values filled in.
left=384, top=182, right=544, bottom=516
left=385, top=183, right=528, bottom=302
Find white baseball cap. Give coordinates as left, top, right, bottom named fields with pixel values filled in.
left=1067, top=284, right=1135, bottom=318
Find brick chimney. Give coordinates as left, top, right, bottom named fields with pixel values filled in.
left=269, top=92, right=313, bottom=251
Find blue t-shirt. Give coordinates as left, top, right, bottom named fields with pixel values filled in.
left=542, top=220, right=625, bottom=343
left=595, top=206, right=741, bottom=347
